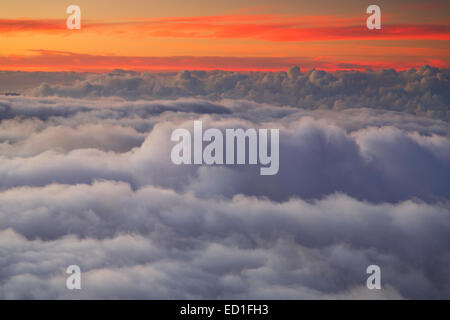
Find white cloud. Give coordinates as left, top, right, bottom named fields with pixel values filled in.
left=0, top=86, right=449, bottom=299
left=13, top=66, right=449, bottom=120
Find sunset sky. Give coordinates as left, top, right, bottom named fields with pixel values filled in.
left=1, top=0, right=449, bottom=71
left=1, top=0, right=450, bottom=302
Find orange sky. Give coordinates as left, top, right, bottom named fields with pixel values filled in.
left=1, top=0, right=449, bottom=72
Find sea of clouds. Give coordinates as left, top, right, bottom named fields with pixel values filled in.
left=0, top=68, right=449, bottom=299
left=2, top=66, right=449, bottom=120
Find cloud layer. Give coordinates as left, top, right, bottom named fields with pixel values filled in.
left=12, top=67, right=449, bottom=120
left=0, top=89, right=449, bottom=299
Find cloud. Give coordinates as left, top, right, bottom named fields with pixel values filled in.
left=0, top=19, right=66, bottom=34
left=0, top=181, right=448, bottom=299
left=0, top=96, right=448, bottom=203
left=0, top=123, right=145, bottom=156
left=1, top=51, right=449, bottom=73
left=0, top=91, right=449, bottom=299
left=143, top=21, right=450, bottom=42
left=2, top=15, right=449, bottom=41
left=13, top=66, right=449, bottom=120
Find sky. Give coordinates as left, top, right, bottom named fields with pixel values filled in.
left=1, top=0, right=449, bottom=71
left=0, top=1, right=449, bottom=300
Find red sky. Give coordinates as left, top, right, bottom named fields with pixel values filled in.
left=1, top=0, right=449, bottom=72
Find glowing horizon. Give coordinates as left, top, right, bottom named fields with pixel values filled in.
left=1, top=0, right=449, bottom=72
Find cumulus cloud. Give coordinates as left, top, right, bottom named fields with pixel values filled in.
left=1, top=182, right=449, bottom=299
left=0, top=97, right=448, bottom=202
left=0, top=90, right=449, bottom=299
left=14, top=66, right=450, bottom=120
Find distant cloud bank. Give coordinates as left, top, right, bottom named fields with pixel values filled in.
left=1, top=66, right=447, bottom=120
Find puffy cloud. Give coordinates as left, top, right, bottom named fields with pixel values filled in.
left=0, top=181, right=448, bottom=299
left=0, top=92, right=449, bottom=299
left=0, top=123, right=145, bottom=156
left=16, top=66, right=450, bottom=120
left=0, top=98, right=448, bottom=203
